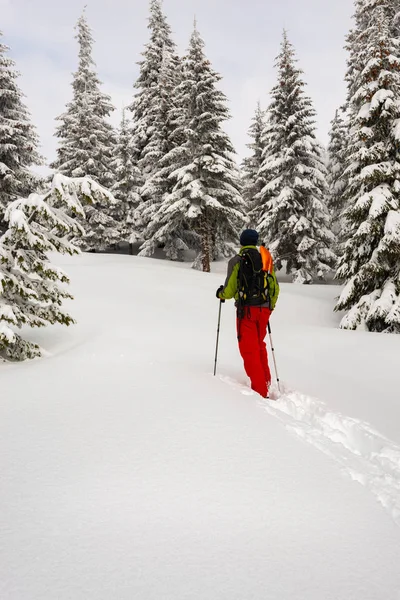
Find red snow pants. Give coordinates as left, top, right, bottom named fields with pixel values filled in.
left=237, top=307, right=272, bottom=398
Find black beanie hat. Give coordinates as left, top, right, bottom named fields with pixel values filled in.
left=240, top=229, right=259, bottom=247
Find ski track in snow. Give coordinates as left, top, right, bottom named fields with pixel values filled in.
left=219, top=375, right=400, bottom=528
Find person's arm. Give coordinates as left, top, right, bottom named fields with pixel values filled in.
left=268, top=269, right=280, bottom=310
left=217, top=256, right=240, bottom=301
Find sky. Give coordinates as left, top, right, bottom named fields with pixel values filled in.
left=1, top=0, right=354, bottom=169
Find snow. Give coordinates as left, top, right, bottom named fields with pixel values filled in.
left=354, top=183, right=392, bottom=216
left=6, top=207, right=26, bottom=229
left=370, top=88, right=394, bottom=112
left=373, top=280, right=397, bottom=319
left=385, top=209, right=400, bottom=235
left=0, top=322, right=15, bottom=343
left=1, top=253, right=400, bottom=599
left=393, top=117, right=400, bottom=142
left=0, top=303, right=17, bottom=323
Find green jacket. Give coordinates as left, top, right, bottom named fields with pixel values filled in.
left=218, top=246, right=280, bottom=310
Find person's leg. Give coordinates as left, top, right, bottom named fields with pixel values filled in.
left=256, top=308, right=272, bottom=391
left=237, top=311, right=268, bottom=398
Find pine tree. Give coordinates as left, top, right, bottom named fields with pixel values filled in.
left=335, top=5, right=400, bottom=333
left=327, top=109, right=348, bottom=232
left=335, top=0, right=400, bottom=257
left=139, top=25, right=244, bottom=271
left=345, top=0, right=400, bottom=106
left=51, top=10, right=118, bottom=250
left=0, top=31, right=42, bottom=231
left=0, top=174, right=115, bottom=360
left=111, top=109, right=142, bottom=242
left=253, top=32, right=336, bottom=284
left=74, top=204, right=119, bottom=252
left=52, top=11, right=116, bottom=187
left=248, top=112, right=274, bottom=235
left=129, top=0, right=176, bottom=173
left=242, top=102, right=266, bottom=215
left=129, top=1, right=181, bottom=246
left=138, top=47, right=184, bottom=248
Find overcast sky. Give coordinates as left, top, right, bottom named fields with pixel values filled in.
left=2, top=0, right=354, bottom=167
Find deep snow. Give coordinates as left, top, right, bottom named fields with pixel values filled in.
left=1, top=253, right=400, bottom=600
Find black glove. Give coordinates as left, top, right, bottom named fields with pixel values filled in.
left=216, top=285, right=225, bottom=302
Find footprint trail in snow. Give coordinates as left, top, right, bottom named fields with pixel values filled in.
left=219, top=375, right=400, bottom=527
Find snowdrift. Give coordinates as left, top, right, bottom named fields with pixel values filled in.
left=1, top=253, right=400, bottom=600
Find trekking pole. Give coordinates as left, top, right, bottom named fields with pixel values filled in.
left=268, top=322, right=281, bottom=393
left=213, top=301, right=223, bottom=376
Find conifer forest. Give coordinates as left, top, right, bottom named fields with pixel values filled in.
left=2, top=0, right=400, bottom=362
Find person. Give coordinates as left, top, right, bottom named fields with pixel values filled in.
left=216, top=229, right=279, bottom=399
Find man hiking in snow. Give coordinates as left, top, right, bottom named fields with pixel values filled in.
left=216, top=229, right=279, bottom=399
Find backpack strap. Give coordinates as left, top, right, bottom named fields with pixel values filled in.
left=245, top=251, right=261, bottom=298
left=237, top=253, right=246, bottom=321
left=237, top=248, right=265, bottom=319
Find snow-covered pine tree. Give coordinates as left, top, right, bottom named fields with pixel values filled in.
left=129, top=1, right=182, bottom=248
left=110, top=109, right=142, bottom=243
left=327, top=109, right=348, bottom=233
left=334, top=0, right=400, bottom=257
left=139, top=25, right=244, bottom=271
left=335, top=5, right=400, bottom=333
left=0, top=174, right=115, bottom=360
left=52, top=11, right=116, bottom=187
left=138, top=47, right=184, bottom=249
left=254, top=31, right=336, bottom=283
left=0, top=31, right=42, bottom=232
left=345, top=0, right=400, bottom=107
left=248, top=111, right=274, bottom=234
left=51, top=11, right=118, bottom=250
left=129, top=0, right=176, bottom=178
left=138, top=51, right=191, bottom=260
left=242, top=102, right=266, bottom=216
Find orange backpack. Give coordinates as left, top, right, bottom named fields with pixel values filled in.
left=260, top=246, right=274, bottom=273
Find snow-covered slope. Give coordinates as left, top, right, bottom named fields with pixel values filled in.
left=1, top=253, right=400, bottom=600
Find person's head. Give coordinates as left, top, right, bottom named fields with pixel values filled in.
left=240, top=229, right=259, bottom=247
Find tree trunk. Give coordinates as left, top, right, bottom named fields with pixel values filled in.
left=199, top=214, right=211, bottom=273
